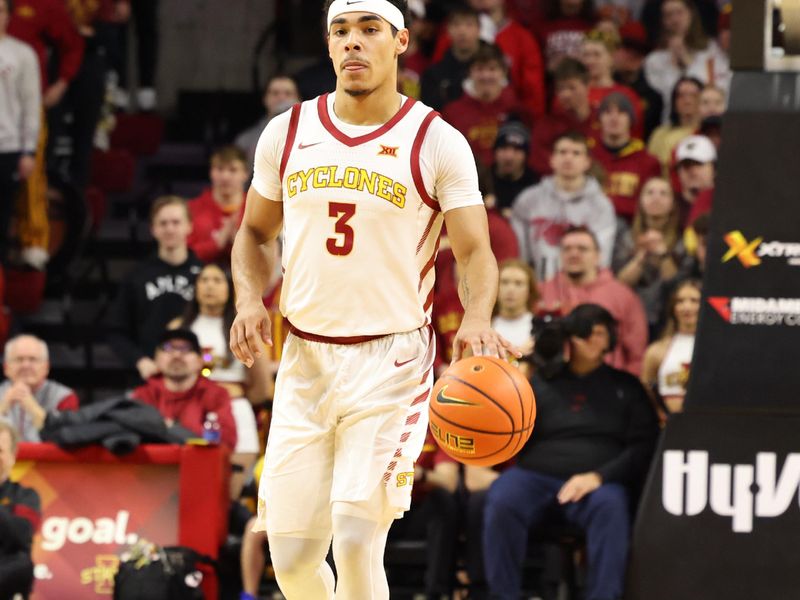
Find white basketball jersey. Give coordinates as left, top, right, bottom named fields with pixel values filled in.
left=275, top=94, right=462, bottom=340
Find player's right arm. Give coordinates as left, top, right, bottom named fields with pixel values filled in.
left=230, top=187, right=283, bottom=367
left=230, top=109, right=291, bottom=367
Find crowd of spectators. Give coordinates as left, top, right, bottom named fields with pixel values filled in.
left=0, top=0, right=733, bottom=597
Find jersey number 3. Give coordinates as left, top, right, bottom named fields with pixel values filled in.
left=327, top=202, right=355, bottom=256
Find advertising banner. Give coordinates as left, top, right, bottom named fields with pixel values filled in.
left=11, top=458, right=179, bottom=598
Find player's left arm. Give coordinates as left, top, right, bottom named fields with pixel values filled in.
left=446, top=206, right=520, bottom=362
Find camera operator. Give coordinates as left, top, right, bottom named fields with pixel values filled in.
left=483, top=304, right=658, bottom=600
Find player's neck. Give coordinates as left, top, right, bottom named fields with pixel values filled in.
left=333, top=83, right=403, bottom=126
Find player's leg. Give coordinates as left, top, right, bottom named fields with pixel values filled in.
left=255, top=335, right=338, bottom=599
left=268, top=535, right=335, bottom=599
left=329, top=327, right=437, bottom=598
left=331, top=484, right=396, bottom=599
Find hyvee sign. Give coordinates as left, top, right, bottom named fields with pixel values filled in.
left=663, top=451, right=800, bottom=533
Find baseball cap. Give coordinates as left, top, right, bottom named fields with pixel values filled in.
left=156, top=328, right=201, bottom=354
left=619, top=21, right=649, bottom=54
left=676, top=135, right=717, bottom=164
left=494, top=121, right=530, bottom=153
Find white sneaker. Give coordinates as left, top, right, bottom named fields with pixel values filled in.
left=137, top=87, right=157, bottom=111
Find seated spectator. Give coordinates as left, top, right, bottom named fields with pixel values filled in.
left=580, top=28, right=644, bottom=136
left=529, top=58, right=596, bottom=175
left=170, top=263, right=273, bottom=497
left=492, top=259, right=539, bottom=358
left=387, top=432, right=460, bottom=599
left=675, top=134, right=715, bottom=225
left=106, top=196, right=203, bottom=381
left=641, top=278, right=701, bottom=416
left=442, top=44, right=524, bottom=167
left=591, top=92, right=661, bottom=220
left=537, top=0, right=597, bottom=71
left=483, top=303, right=658, bottom=600
left=643, top=0, right=729, bottom=123
left=698, top=84, right=726, bottom=120
left=615, top=177, right=683, bottom=335
left=676, top=213, right=708, bottom=281
left=187, top=146, right=249, bottom=265
left=235, top=75, right=300, bottom=167
left=132, top=328, right=237, bottom=450
left=511, top=132, right=616, bottom=281
left=538, top=226, right=648, bottom=375
left=0, top=421, right=41, bottom=599
left=0, top=335, right=78, bottom=442
left=0, top=0, right=40, bottom=264
left=421, top=6, right=483, bottom=112
left=647, top=76, right=703, bottom=172
left=613, top=20, right=664, bottom=139
left=491, top=121, right=539, bottom=216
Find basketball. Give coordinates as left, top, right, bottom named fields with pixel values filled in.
left=429, top=356, right=536, bottom=467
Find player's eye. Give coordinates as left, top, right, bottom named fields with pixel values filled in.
left=333, top=28, right=346, bottom=36
left=366, top=26, right=378, bottom=33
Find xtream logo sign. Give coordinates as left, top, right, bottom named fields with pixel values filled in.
left=663, top=451, right=800, bottom=533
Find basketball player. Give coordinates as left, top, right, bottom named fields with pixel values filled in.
left=229, top=1, right=519, bottom=597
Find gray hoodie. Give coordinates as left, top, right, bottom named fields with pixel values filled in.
left=510, top=176, right=616, bottom=281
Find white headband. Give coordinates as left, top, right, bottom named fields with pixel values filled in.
left=327, top=0, right=405, bottom=33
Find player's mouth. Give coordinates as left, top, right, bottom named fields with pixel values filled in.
left=342, top=60, right=368, bottom=72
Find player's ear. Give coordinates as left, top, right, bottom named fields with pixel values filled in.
left=395, top=27, right=410, bottom=56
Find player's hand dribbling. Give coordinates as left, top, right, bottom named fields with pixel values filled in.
left=451, top=318, right=522, bottom=363
left=230, top=302, right=272, bottom=368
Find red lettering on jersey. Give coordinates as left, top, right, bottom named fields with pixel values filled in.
left=378, top=145, right=399, bottom=158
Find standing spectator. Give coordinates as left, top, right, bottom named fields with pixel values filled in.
left=529, top=58, right=596, bottom=175
left=643, top=0, right=729, bottom=123
left=235, top=75, right=300, bottom=168
left=0, top=335, right=79, bottom=442
left=106, top=196, right=203, bottom=381
left=641, top=0, right=721, bottom=50
left=442, top=44, right=523, bottom=166
left=492, top=259, right=539, bottom=357
left=0, top=421, right=41, bottom=599
left=491, top=121, right=539, bottom=215
left=538, top=0, right=597, bottom=71
left=613, top=20, right=664, bottom=139
left=421, top=6, right=483, bottom=112
left=126, top=0, right=159, bottom=110
left=538, top=226, right=648, bottom=374
left=132, top=328, right=237, bottom=450
left=483, top=303, right=658, bottom=600
left=511, top=132, right=616, bottom=281
left=9, top=0, right=85, bottom=268
left=187, top=146, right=249, bottom=265
left=8, top=0, right=84, bottom=108
left=0, top=0, right=40, bottom=262
left=647, top=76, right=702, bottom=171
left=615, top=177, right=684, bottom=335
left=641, top=278, right=701, bottom=415
left=580, top=28, right=643, bottom=136
left=591, top=92, right=661, bottom=220
left=469, top=0, right=546, bottom=117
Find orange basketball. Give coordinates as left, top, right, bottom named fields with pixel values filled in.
left=429, top=356, right=536, bottom=467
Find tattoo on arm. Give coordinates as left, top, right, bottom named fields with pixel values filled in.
left=460, top=277, right=471, bottom=309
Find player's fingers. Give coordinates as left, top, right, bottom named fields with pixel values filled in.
left=259, top=316, right=274, bottom=347
left=229, top=322, right=245, bottom=361
left=451, top=338, right=463, bottom=363
left=233, top=322, right=255, bottom=366
left=481, top=336, right=501, bottom=359
left=470, top=338, right=483, bottom=357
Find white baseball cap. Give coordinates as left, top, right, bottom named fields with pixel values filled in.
left=676, top=135, right=717, bottom=164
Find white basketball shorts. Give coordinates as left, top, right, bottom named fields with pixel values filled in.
left=254, top=326, right=435, bottom=538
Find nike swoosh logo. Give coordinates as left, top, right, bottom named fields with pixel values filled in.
left=394, top=356, right=418, bottom=368
left=436, top=385, right=478, bottom=406
left=298, top=141, right=322, bottom=149
left=346, top=0, right=365, bottom=4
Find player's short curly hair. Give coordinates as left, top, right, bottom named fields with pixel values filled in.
left=323, top=0, right=409, bottom=35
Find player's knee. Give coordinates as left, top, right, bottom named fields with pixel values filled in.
left=268, top=538, right=323, bottom=582
left=332, top=526, right=370, bottom=569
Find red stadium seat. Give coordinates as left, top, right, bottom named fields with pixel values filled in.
left=90, top=149, right=136, bottom=194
